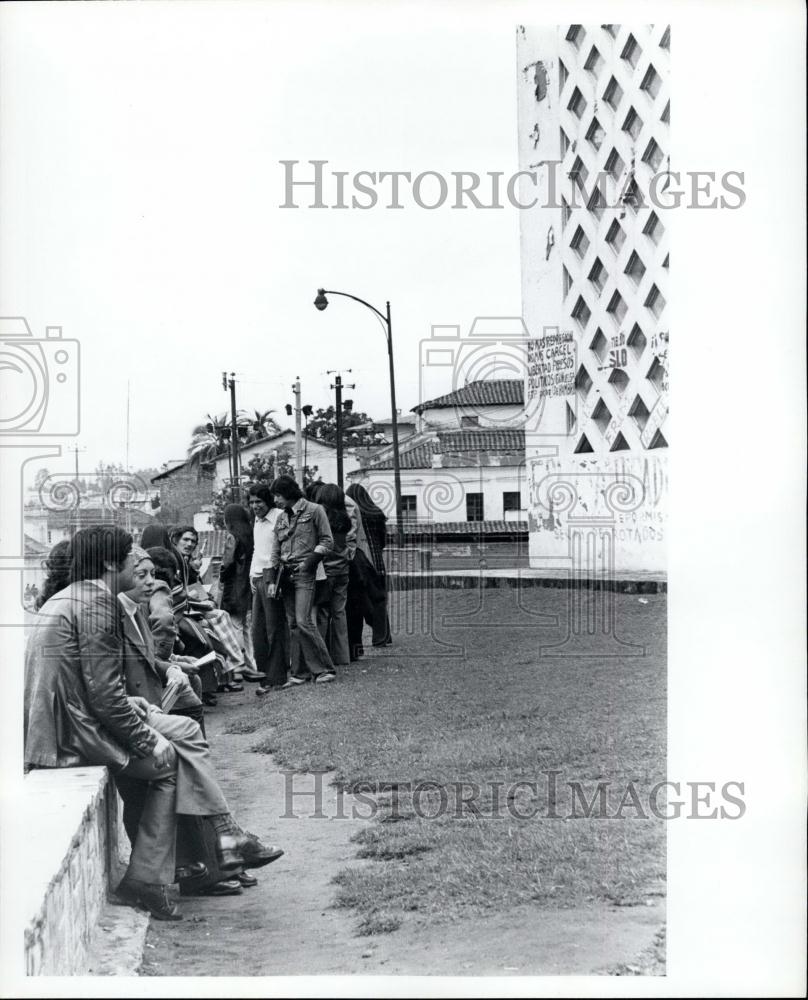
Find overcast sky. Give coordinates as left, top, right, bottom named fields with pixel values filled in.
left=1, top=1, right=528, bottom=479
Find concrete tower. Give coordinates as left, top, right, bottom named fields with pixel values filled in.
left=517, top=23, right=670, bottom=579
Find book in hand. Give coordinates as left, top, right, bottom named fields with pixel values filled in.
left=193, top=650, right=218, bottom=668
left=161, top=675, right=201, bottom=712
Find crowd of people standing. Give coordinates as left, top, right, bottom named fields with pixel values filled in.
left=22, top=475, right=391, bottom=920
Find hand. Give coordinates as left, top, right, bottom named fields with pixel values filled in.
left=301, top=553, right=322, bottom=574
left=167, top=664, right=192, bottom=690
left=250, top=577, right=258, bottom=594
left=127, top=696, right=151, bottom=719
left=151, top=733, right=175, bottom=770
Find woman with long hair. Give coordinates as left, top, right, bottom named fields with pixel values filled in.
left=36, top=539, right=73, bottom=610
left=314, top=483, right=353, bottom=667
left=220, top=503, right=259, bottom=675
left=345, top=483, right=391, bottom=653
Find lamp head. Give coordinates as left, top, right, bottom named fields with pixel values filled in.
left=313, top=289, right=329, bottom=311
left=285, top=403, right=293, bottom=416
left=302, top=404, right=313, bottom=418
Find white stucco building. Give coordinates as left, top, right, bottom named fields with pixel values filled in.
left=517, top=23, right=669, bottom=577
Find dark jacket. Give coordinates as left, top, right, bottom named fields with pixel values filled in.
left=144, top=580, right=178, bottom=660
left=220, top=534, right=253, bottom=616
left=24, top=581, right=158, bottom=771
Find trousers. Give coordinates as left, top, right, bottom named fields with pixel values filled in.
left=284, top=573, right=335, bottom=679
left=316, top=571, right=350, bottom=666
left=252, top=579, right=290, bottom=686
left=115, top=708, right=229, bottom=885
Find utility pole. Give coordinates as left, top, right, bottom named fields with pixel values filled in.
left=292, top=377, right=303, bottom=481
left=67, top=444, right=86, bottom=531
left=327, top=370, right=355, bottom=489
left=223, top=371, right=240, bottom=500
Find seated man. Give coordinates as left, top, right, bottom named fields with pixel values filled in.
left=24, top=526, right=283, bottom=921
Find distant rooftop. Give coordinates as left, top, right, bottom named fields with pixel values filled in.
left=412, top=379, right=524, bottom=415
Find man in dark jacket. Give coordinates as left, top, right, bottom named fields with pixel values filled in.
left=24, top=526, right=282, bottom=920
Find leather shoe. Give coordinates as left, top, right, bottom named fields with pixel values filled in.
left=215, top=833, right=246, bottom=872
left=237, top=833, right=285, bottom=870
left=175, top=861, right=207, bottom=882
left=116, top=877, right=182, bottom=921
left=241, top=668, right=267, bottom=682
left=237, top=871, right=258, bottom=888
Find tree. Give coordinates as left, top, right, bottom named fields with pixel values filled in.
left=304, top=405, right=377, bottom=446
left=208, top=447, right=319, bottom=528
left=187, top=409, right=282, bottom=471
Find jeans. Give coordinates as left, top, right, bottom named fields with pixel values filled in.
left=251, top=579, right=290, bottom=687
left=317, top=571, right=350, bottom=666
left=284, top=572, right=336, bottom=679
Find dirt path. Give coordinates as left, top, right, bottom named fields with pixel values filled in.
left=139, top=688, right=664, bottom=977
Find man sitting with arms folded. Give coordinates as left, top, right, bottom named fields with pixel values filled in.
left=24, top=526, right=283, bottom=921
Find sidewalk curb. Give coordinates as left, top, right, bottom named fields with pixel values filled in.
left=388, top=573, right=667, bottom=593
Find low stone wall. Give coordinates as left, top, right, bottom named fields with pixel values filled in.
left=24, top=767, right=127, bottom=976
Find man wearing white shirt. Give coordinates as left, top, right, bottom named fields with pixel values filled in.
left=248, top=484, right=291, bottom=691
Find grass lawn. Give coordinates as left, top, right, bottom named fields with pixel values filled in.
left=228, top=585, right=666, bottom=934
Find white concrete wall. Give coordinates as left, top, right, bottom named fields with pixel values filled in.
left=517, top=24, right=670, bottom=577
left=419, top=403, right=526, bottom=429
left=351, top=465, right=529, bottom=523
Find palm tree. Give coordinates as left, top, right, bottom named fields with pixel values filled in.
left=242, top=409, right=281, bottom=443
left=187, top=413, right=231, bottom=469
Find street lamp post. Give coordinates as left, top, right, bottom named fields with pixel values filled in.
left=314, top=288, right=403, bottom=545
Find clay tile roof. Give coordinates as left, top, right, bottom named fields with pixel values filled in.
left=437, top=428, right=525, bottom=452
left=412, top=379, right=524, bottom=414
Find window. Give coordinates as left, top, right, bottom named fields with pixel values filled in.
left=606, top=290, right=628, bottom=326
left=602, top=24, right=618, bottom=38
left=570, top=225, right=590, bottom=258
left=642, top=137, right=664, bottom=171
left=559, top=59, right=568, bottom=91
left=610, top=432, right=630, bottom=452
left=588, top=258, right=606, bottom=295
left=592, top=397, right=612, bottom=435
left=645, top=283, right=666, bottom=318
left=570, top=155, right=589, bottom=191
left=622, top=175, right=644, bottom=211
left=503, top=491, right=522, bottom=516
left=608, top=368, right=630, bottom=395
left=624, top=250, right=647, bottom=284
left=572, top=295, right=592, bottom=327
left=622, top=106, right=643, bottom=140
left=605, top=218, right=626, bottom=254
left=466, top=493, right=484, bottom=522
left=621, top=33, right=641, bottom=68
left=648, top=429, right=668, bottom=449
left=627, top=323, right=647, bottom=359
left=402, top=495, right=417, bottom=521
left=604, top=76, right=624, bottom=110
left=643, top=210, right=664, bottom=245
left=567, top=86, right=586, bottom=119
left=566, top=401, right=576, bottom=433
left=575, top=364, right=593, bottom=398
left=560, top=127, right=570, bottom=156
left=587, top=186, right=606, bottom=220
left=647, top=356, right=666, bottom=393
left=574, top=433, right=594, bottom=454
left=663, top=253, right=669, bottom=269
left=460, top=415, right=480, bottom=427
left=641, top=64, right=662, bottom=100
left=562, top=197, right=572, bottom=230
left=659, top=25, right=671, bottom=50
left=605, top=147, right=625, bottom=180
left=629, top=394, right=651, bottom=431
left=563, top=265, right=573, bottom=298
left=661, top=100, right=670, bottom=124
left=586, top=117, right=605, bottom=150
left=585, top=45, right=603, bottom=75
left=566, top=24, right=584, bottom=48
left=590, top=328, right=608, bottom=362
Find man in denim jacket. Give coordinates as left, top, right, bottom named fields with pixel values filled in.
left=267, top=476, right=337, bottom=683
